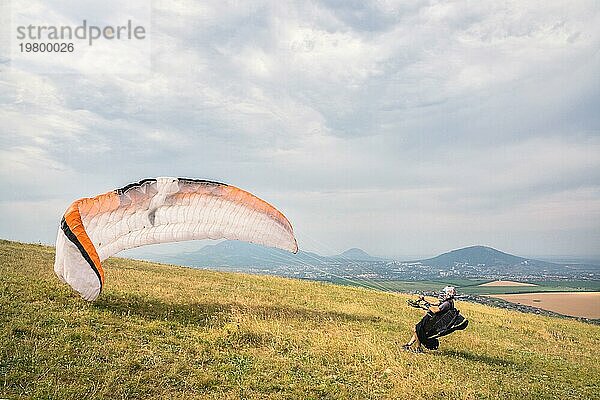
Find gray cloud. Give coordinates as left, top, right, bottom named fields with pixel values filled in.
left=1, top=0, right=599, bottom=257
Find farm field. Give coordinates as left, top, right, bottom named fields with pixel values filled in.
left=489, top=292, right=600, bottom=319
left=356, top=279, right=600, bottom=296
left=478, top=280, right=538, bottom=287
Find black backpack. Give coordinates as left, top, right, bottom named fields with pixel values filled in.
left=416, top=305, right=469, bottom=350
left=427, top=307, right=469, bottom=339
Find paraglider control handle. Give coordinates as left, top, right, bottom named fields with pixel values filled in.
left=407, top=298, right=431, bottom=310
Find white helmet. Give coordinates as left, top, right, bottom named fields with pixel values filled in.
left=439, top=286, right=456, bottom=300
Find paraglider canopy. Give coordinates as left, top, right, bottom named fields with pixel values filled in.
left=54, top=177, right=298, bottom=301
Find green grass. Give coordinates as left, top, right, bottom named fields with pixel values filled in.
left=1, top=239, right=599, bottom=399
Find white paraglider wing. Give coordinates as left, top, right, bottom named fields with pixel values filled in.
left=54, top=177, right=298, bottom=301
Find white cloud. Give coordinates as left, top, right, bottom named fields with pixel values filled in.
left=1, top=0, right=599, bottom=256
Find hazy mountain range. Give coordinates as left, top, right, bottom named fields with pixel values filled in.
left=129, top=241, right=598, bottom=281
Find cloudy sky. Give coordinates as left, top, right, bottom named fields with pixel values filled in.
left=1, top=0, right=599, bottom=258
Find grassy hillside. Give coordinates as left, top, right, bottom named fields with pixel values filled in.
left=1, top=240, right=599, bottom=399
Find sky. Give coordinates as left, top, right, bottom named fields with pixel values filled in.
left=1, top=0, right=599, bottom=259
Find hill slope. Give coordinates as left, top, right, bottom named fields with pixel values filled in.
left=335, top=247, right=384, bottom=261
left=140, top=241, right=383, bottom=268
left=419, top=245, right=527, bottom=267
left=1, top=240, right=598, bottom=399
left=414, top=245, right=571, bottom=276
left=129, top=243, right=593, bottom=282
left=145, top=240, right=329, bottom=268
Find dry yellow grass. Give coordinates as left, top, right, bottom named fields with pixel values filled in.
left=1, top=239, right=599, bottom=399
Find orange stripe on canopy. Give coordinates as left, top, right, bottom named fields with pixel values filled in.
left=175, top=182, right=295, bottom=239
left=62, top=192, right=121, bottom=285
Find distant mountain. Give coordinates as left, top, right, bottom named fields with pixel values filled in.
left=418, top=246, right=527, bottom=267
left=140, top=241, right=384, bottom=268
left=130, top=242, right=596, bottom=281
left=335, top=248, right=384, bottom=261
left=412, top=245, right=569, bottom=276
left=170, top=240, right=328, bottom=268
